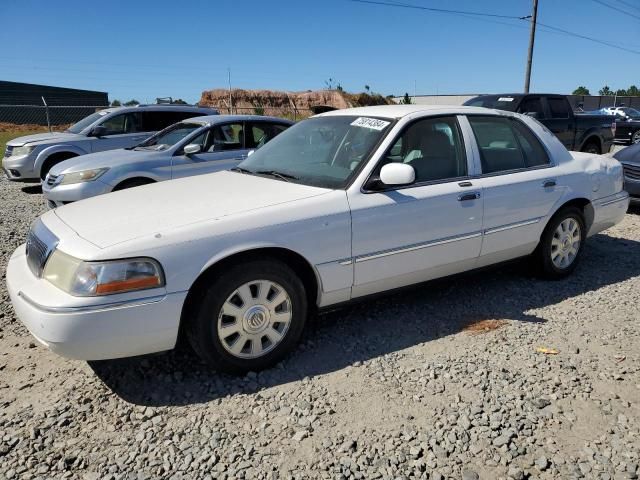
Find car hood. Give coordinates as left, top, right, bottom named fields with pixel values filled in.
left=7, top=131, right=86, bottom=147
left=613, top=142, right=640, bottom=164
left=53, top=171, right=331, bottom=248
left=50, top=148, right=161, bottom=175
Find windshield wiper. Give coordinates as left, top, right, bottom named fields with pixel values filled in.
left=230, top=167, right=254, bottom=174
left=254, top=170, right=299, bottom=182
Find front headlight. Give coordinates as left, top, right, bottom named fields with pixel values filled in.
left=11, top=145, right=34, bottom=157
left=59, top=168, right=108, bottom=185
left=43, top=250, right=165, bottom=296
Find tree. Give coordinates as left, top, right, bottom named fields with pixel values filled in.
left=364, top=85, right=370, bottom=93
left=400, top=93, right=412, bottom=105
left=123, top=99, right=140, bottom=106
left=572, top=86, right=590, bottom=95
left=616, top=88, right=628, bottom=96
left=599, top=86, right=613, bottom=96
left=627, top=85, right=639, bottom=96
left=324, top=78, right=334, bottom=90
left=171, top=98, right=188, bottom=104
left=110, top=99, right=122, bottom=106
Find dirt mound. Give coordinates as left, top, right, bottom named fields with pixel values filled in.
left=198, top=89, right=392, bottom=118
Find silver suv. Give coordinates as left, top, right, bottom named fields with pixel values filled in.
left=3, top=104, right=218, bottom=181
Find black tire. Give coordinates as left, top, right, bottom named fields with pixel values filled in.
left=186, top=259, right=308, bottom=374
left=581, top=141, right=601, bottom=155
left=112, top=178, right=154, bottom=191
left=39, top=153, right=77, bottom=180
left=632, top=130, right=640, bottom=145
left=532, top=207, right=586, bottom=279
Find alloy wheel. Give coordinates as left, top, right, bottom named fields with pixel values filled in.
left=551, top=218, right=581, bottom=269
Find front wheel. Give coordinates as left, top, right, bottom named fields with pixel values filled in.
left=532, top=207, right=586, bottom=279
left=632, top=130, right=640, bottom=144
left=186, top=259, right=308, bottom=374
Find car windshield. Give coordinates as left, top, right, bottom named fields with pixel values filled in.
left=236, top=115, right=392, bottom=189
left=65, top=111, right=109, bottom=134
left=135, top=122, right=204, bottom=150
left=464, top=96, right=519, bottom=111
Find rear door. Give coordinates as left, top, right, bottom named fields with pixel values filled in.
left=466, top=115, right=564, bottom=263
left=171, top=122, right=247, bottom=179
left=542, top=97, right=575, bottom=149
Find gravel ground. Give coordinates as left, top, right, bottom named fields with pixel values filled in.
left=0, top=176, right=639, bottom=480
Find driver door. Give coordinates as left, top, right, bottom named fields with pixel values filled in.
left=171, top=122, right=249, bottom=179
left=90, top=113, right=149, bottom=152
left=348, top=115, right=484, bottom=298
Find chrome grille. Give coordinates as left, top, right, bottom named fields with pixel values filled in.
left=623, top=163, right=640, bottom=181
left=25, top=219, right=59, bottom=278
left=46, top=173, right=59, bottom=186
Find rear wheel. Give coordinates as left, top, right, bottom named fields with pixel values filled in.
left=532, top=207, right=586, bottom=279
left=186, top=259, right=308, bottom=374
left=632, top=130, right=640, bottom=144
left=581, top=141, right=601, bottom=155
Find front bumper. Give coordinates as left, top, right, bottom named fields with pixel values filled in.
left=3, top=154, right=38, bottom=181
left=42, top=178, right=112, bottom=208
left=6, top=245, right=186, bottom=360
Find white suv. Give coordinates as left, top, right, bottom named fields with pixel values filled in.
left=3, top=104, right=218, bottom=181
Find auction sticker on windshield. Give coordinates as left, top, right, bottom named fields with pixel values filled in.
left=498, top=97, right=514, bottom=102
left=351, top=117, right=390, bottom=131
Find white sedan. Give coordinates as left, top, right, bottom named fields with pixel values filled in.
left=7, top=105, right=629, bottom=374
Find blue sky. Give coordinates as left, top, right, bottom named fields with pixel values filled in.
left=1, top=0, right=639, bottom=103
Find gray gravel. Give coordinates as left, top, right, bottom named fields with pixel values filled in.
left=1, top=176, right=639, bottom=480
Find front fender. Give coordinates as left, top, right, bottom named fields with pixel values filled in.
left=35, top=144, right=89, bottom=173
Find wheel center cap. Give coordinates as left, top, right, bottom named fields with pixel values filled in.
left=562, top=235, right=571, bottom=251
left=243, top=305, right=270, bottom=333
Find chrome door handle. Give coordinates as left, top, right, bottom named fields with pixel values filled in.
left=458, top=192, right=481, bottom=201
left=543, top=179, right=557, bottom=188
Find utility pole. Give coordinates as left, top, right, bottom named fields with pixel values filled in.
left=524, top=0, right=539, bottom=93
left=228, top=67, right=233, bottom=114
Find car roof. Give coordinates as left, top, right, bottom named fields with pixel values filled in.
left=181, top=114, right=294, bottom=125
left=316, top=104, right=504, bottom=120
left=103, top=105, right=217, bottom=113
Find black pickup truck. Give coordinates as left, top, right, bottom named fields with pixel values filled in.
left=464, top=94, right=615, bottom=154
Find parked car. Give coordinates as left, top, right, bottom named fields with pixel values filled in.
left=613, top=142, right=640, bottom=202
left=464, top=94, right=615, bottom=154
left=2, top=104, right=218, bottom=181
left=608, top=107, right=640, bottom=145
left=7, top=105, right=628, bottom=373
left=42, top=115, right=293, bottom=208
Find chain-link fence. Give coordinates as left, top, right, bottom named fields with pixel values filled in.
left=0, top=103, right=108, bottom=131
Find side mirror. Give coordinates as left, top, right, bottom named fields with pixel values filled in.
left=379, top=163, right=415, bottom=186
left=524, top=111, right=540, bottom=119
left=183, top=144, right=201, bottom=155
left=90, top=125, right=107, bottom=137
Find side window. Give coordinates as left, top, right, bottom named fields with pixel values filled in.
left=468, top=116, right=526, bottom=174
left=184, top=130, right=208, bottom=152
left=511, top=120, right=550, bottom=167
left=100, top=113, right=139, bottom=135
left=547, top=98, right=570, bottom=119
left=518, top=97, right=544, bottom=117
left=246, top=122, right=290, bottom=149
left=209, top=123, right=243, bottom=152
left=382, top=116, right=467, bottom=183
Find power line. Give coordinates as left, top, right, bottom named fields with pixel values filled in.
left=350, top=0, right=527, bottom=20
left=590, top=0, right=640, bottom=20
left=350, top=0, right=640, bottom=55
left=611, top=0, right=640, bottom=13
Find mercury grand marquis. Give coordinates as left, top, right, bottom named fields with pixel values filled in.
left=7, top=105, right=629, bottom=373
